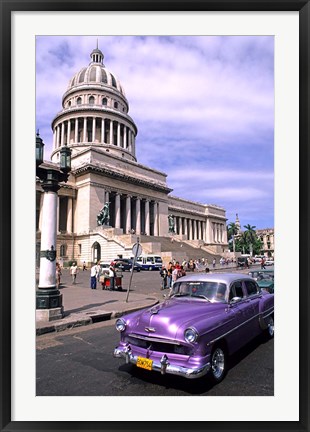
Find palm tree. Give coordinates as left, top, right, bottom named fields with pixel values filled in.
left=243, top=224, right=257, bottom=255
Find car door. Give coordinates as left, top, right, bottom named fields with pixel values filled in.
left=227, top=281, right=256, bottom=351
left=243, top=279, right=262, bottom=336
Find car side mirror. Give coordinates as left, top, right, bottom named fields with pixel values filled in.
left=230, top=296, right=242, bottom=305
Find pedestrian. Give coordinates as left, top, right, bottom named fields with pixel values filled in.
left=55, top=262, right=62, bottom=289
left=167, top=262, right=173, bottom=288
left=90, top=263, right=99, bottom=289
left=160, top=265, right=168, bottom=290
left=261, top=257, right=266, bottom=269
left=172, top=262, right=181, bottom=286
left=108, top=264, right=116, bottom=290
left=95, top=260, right=101, bottom=282
left=70, top=262, right=78, bottom=284
left=83, top=261, right=86, bottom=271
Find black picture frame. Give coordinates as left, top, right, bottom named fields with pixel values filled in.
left=1, top=1, right=309, bottom=431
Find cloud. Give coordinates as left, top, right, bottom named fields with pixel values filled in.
left=35, top=35, right=274, bottom=229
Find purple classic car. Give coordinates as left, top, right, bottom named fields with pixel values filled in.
left=114, top=273, right=274, bottom=383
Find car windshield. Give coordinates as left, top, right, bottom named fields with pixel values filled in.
left=171, top=281, right=227, bottom=303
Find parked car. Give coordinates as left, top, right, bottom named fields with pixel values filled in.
left=113, top=258, right=141, bottom=272
left=114, top=273, right=274, bottom=383
left=248, top=269, right=274, bottom=294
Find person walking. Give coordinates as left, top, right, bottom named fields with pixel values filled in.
left=70, top=262, right=78, bottom=284
left=261, top=257, right=266, bottom=269
left=212, top=258, right=216, bottom=269
left=83, top=261, right=86, bottom=271
left=160, top=265, right=168, bottom=290
left=167, top=262, right=173, bottom=288
left=90, top=263, right=99, bottom=289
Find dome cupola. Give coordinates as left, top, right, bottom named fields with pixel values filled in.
left=51, top=45, right=138, bottom=164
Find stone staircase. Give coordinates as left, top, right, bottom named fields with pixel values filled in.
left=138, top=235, right=222, bottom=263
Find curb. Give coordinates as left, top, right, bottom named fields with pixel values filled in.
left=36, top=300, right=159, bottom=336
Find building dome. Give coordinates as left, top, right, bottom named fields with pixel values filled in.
left=51, top=46, right=138, bottom=163
left=66, top=47, right=126, bottom=98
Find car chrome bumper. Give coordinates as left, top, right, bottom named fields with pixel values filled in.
left=114, top=346, right=211, bottom=379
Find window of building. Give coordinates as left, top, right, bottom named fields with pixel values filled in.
left=89, top=96, right=95, bottom=105
left=78, top=244, right=82, bottom=255
left=78, top=68, right=86, bottom=83
left=101, top=69, right=107, bottom=83
left=102, top=97, right=107, bottom=106
left=111, top=74, right=117, bottom=88
left=77, top=97, right=82, bottom=105
left=114, top=101, right=118, bottom=109
left=68, top=101, right=71, bottom=107
left=60, top=244, right=67, bottom=257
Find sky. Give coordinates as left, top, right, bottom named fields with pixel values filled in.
left=36, top=35, right=274, bottom=230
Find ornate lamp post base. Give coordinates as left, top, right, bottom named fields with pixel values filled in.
left=36, top=288, right=64, bottom=322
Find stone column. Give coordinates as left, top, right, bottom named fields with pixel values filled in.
left=56, top=196, right=60, bottom=234
left=192, top=220, right=196, bottom=240
left=83, top=117, right=87, bottom=142
left=145, top=200, right=150, bottom=235
left=115, top=193, right=121, bottom=229
left=124, top=126, right=127, bottom=149
left=38, top=191, right=58, bottom=288
left=109, top=120, right=113, bottom=145
left=136, top=198, right=141, bottom=235
left=38, top=192, right=44, bottom=231
left=105, top=191, right=110, bottom=204
left=92, top=117, right=96, bottom=142
left=125, top=195, right=131, bottom=233
left=56, top=126, right=60, bottom=148
left=75, top=118, right=78, bottom=143
left=117, top=122, right=121, bottom=147
left=154, top=202, right=159, bottom=236
left=67, top=197, right=73, bottom=234
left=189, top=219, right=193, bottom=240
left=61, top=123, right=65, bottom=146
left=67, top=120, right=71, bottom=145
left=184, top=218, right=188, bottom=239
left=101, top=118, right=105, bottom=143
left=203, top=221, right=206, bottom=242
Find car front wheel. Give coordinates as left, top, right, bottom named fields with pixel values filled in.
left=210, top=345, right=227, bottom=383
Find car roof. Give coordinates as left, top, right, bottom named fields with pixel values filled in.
left=177, top=272, right=254, bottom=285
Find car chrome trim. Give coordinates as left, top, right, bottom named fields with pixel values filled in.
left=114, top=347, right=211, bottom=379
left=128, top=333, right=181, bottom=345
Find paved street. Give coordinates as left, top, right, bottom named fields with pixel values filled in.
left=36, top=318, right=274, bottom=396
left=36, top=264, right=273, bottom=396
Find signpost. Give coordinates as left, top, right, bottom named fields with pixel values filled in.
left=126, top=238, right=142, bottom=302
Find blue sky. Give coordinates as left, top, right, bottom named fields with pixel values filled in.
left=36, top=35, right=274, bottom=230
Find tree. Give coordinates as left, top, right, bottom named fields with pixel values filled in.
left=242, top=224, right=263, bottom=255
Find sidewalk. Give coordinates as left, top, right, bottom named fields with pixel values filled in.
left=36, top=283, right=159, bottom=336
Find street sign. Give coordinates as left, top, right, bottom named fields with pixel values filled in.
left=132, top=242, right=142, bottom=258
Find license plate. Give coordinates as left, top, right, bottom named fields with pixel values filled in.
left=137, top=356, right=153, bottom=371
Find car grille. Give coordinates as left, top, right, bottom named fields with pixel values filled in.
left=125, top=335, right=193, bottom=355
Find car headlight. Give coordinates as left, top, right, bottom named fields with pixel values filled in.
left=184, top=327, right=198, bottom=343
left=115, top=318, right=126, bottom=332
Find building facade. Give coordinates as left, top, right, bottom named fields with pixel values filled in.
left=36, top=47, right=228, bottom=265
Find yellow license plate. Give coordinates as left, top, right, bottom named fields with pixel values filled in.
left=137, top=356, right=153, bottom=371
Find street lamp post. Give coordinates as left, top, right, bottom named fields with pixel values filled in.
left=36, top=132, right=72, bottom=322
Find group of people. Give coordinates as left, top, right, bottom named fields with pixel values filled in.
left=160, top=261, right=187, bottom=290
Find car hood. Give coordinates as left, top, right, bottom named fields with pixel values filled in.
left=125, top=298, right=225, bottom=341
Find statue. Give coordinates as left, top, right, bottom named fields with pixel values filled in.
left=97, top=202, right=110, bottom=226
left=168, top=214, right=175, bottom=233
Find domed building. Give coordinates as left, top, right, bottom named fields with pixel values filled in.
left=36, top=46, right=228, bottom=266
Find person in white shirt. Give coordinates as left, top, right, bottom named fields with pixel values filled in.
left=90, top=264, right=98, bottom=289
